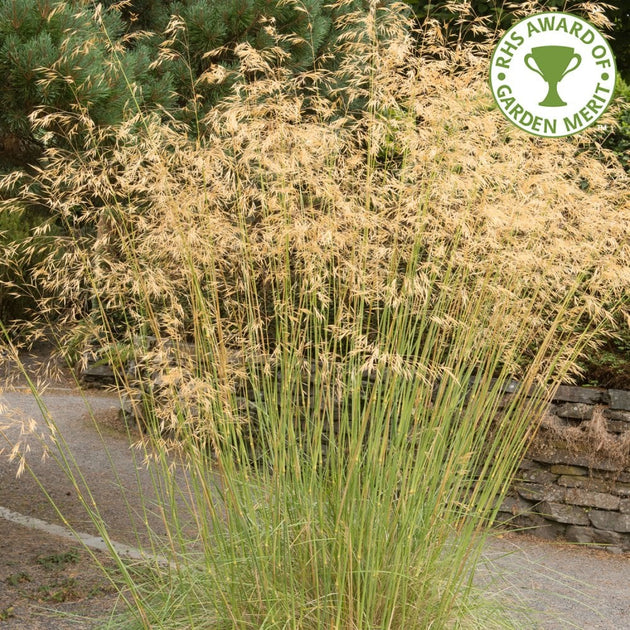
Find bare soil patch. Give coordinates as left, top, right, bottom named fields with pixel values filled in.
left=0, top=520, right=118, bottom=629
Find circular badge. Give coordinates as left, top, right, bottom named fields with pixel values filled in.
left=489, top=12, right=616, bottom=137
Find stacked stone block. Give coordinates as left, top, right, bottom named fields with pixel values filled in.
left=498, top=386, right=630, bottom=553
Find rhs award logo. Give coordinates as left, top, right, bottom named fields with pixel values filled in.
left=489, top=12, right=616, bottom=137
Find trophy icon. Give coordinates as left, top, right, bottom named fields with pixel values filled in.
left=524, top=46, right=581, bottom=107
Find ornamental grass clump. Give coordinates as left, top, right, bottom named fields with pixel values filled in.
left=1, top=1, right=629, bottom=628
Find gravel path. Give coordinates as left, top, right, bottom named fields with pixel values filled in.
left=1, top=380, right=629, bottom=628
left=478, top=533, right=630, bottom=629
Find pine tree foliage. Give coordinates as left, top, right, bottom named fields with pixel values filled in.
left=1, top=0, right=400, bottom=166
left=0, top=0, right=171, bottom=166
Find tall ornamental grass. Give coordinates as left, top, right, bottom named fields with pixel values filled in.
left=1, top=2, right=629, bottom=628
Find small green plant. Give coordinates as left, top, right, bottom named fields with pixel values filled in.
left=6, top=571, right=31, bottom=587
left=36, top=549, right=79, bottom=570
left=0, top=606, right=15, bottom=621
left=36, top=577, right=80, bottom=603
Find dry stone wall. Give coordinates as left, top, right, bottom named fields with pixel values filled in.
left=498, top=385, right=630, bottom=553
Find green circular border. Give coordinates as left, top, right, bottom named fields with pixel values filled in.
left=489, top=12, right=617, bottom=138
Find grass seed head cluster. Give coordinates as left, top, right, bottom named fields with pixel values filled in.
left=1, top=2, right=629, bottom=628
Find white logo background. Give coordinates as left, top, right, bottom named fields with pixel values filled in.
left=490, top=13, right=616, bottom=137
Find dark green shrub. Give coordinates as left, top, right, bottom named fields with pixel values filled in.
left=601, top=77, right=630, bottom=172
left=0, top=204, right=59, bottom=329
left=576, top=317, right=630, bottom=389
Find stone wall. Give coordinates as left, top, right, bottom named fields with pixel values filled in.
left=498, top=385, right=630, bottom=553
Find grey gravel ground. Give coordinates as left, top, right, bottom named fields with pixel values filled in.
left=478, top=533, right=630, bottom=629
left=1, top=379, right=629, bottom=629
